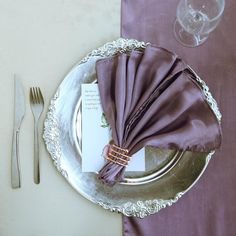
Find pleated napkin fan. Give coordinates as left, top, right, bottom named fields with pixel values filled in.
left=95, top=45, right=221, bottom=186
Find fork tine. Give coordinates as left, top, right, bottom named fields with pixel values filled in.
left=32, top=88, right=35, bottom=102
left=38, top=88, right=44, bottom=104
left=31, top=87, right=35, bottom=103
left=29, top=87, right=32, bottom=100
left=34, top=87, right=38, bottom=104
left=37, top=87, right=42, bottom=104
left=30, top=87, right=36, bottom=104
left=34, top=87, right=39, bottom=104
left=34, top=88, right=38, bottom=104
left=30, top=87, right=34, bottom=103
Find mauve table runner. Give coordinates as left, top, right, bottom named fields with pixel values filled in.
left=121, top=0, right=236, bottom=236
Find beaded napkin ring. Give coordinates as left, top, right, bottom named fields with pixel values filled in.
left=105, top=144, right=131, bottom=166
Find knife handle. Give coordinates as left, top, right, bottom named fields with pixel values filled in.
left=11, top=129, right=21, bottom=188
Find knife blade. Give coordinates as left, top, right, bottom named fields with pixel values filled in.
left=11, top=75, right=25, bottom=189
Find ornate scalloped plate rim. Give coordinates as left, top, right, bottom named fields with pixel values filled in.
left=97, top=151, right=214, bottom=218
left=43, top=38, right=221, bottom=218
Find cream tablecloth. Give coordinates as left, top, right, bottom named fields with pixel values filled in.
left=0, top=1, right=121, bottom=235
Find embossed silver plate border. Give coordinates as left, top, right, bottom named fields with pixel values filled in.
left=43, top=38, right=221, bottom=218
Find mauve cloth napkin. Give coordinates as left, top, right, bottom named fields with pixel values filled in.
left=96, top=45, right=221, bottom=186
left=121, top=0, right=236, bottom=236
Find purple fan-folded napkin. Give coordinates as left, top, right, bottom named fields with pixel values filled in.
left=96, top=45, right=221, bottom=186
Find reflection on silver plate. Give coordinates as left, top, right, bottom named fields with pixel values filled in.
left=43, top=38, right=221, bottom=218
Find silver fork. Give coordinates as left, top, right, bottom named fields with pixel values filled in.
left=30, top=87, right=44, bottom=184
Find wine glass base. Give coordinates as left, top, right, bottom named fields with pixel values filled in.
left=174, top=20, right=208, bottom=47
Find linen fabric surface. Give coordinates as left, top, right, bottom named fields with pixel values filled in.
left=96, top=45, right=221, bottom=186
left=121, top=0, right=236, bottom=236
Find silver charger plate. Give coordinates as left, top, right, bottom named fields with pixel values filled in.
left=43, top=38, right=221, bottom=218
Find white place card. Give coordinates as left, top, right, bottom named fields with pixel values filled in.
left=81, top=83, right=145, bottom=172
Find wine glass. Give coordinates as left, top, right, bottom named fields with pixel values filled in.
left=174, top=0, right=225, bottom=47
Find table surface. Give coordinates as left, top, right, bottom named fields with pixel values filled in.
left=0, top=1, right=122, bottom=235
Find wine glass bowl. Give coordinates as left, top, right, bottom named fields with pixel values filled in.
left=174, top=0, right=225, bottom=47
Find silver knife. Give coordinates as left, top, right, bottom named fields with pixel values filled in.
left=11, top=75, right=25, bottom=189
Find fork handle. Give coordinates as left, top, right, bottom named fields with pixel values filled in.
left=34, top=121, right=40, bottom=184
